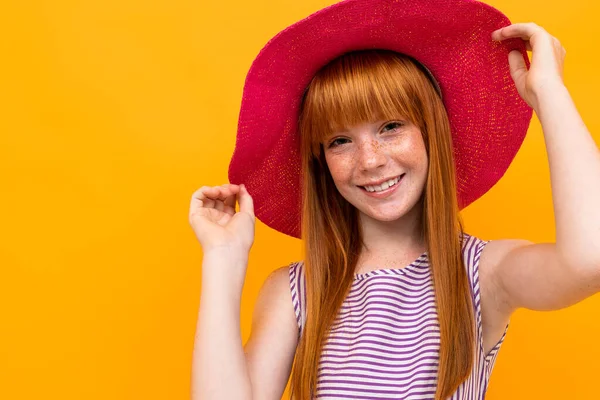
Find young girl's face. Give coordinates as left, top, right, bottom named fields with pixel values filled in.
left=323, top=118, right=428, bottom=223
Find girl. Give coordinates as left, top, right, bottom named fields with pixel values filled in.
left=190, top=0, right=600, bottom=399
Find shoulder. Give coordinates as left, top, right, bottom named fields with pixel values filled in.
left=478, top=238, right=533, bottom=300
left=478, top=238, right=533, bottom=320
left=260, top=263, right=298, bottom=298
left=252, top=263, right=300, bottom=327
left=461, top=233, right=532, bottom=270
left=464, top=234, right=533, bottom=284
left=257, top=262, right=305, bottom=307
left=480, top=238, right=533, bottom=270
left=460, top=234, right=532, bottom=306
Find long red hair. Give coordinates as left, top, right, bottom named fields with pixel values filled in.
left=291, top=50, right=474, bottom=400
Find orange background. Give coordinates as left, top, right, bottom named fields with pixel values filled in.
left=1, top=0, right=599, bottom=399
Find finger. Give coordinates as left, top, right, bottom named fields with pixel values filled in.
left=238, top=184, right=255, bottom=218
left=192, top=185, right=238, bottom=199
left=202, top=198, right=216, bottom=209
left=190, top=185, right=241, bottom=214
left=492, top=22, right=542, bottom=42
left=508, top=50, right=528, bottom=83
left=223, top=205, right=236, bottom=216
left=200, top=187, right=221, bottom=209
left=192, top=186, right=219, bottom=201
left=515, top=40, right=533, bottom=52
left=191, top=186, right=220, bottom=212
left=491, top=23, right=537, bottom=41
left=190, top=195, right=213, bottom=222
left=213, top=198, right=225, bottom=212
left=190, top=192, right=215, bottom=209
left=211, top=185, right=241, bottom=203
left=220, top=185, right=241, bottom=208
left=224, top=195, right=236, bottom=209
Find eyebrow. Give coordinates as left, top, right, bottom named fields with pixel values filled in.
left=329, top=120, right=394, bottom=135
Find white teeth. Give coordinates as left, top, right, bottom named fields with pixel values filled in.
left=364, top=176, right=401, bottom=192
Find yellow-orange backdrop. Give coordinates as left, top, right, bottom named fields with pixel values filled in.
left=1, top=0, right=599, bottom=399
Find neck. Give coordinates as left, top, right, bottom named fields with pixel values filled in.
left=356, top=200, right=426, bottom=271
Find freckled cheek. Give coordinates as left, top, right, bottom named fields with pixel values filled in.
left=401, top=141, right=428, bottom=168
left=413, top=150, right=428, bottom=168
left=326, top=155, right=355, bottom=184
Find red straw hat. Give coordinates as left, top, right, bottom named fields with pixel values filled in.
left=228, top=0, right=533, bottom=239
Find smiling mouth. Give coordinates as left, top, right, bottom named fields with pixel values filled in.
left=359, top=174, right=405, bottom=193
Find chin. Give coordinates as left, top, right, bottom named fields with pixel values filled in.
left=358, top=195, right=424, bottom=223
left=357, top=202, right=410, bottom=222
left=364, top=210, right=410, bottom=223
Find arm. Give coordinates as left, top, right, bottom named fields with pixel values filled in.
left=192, top=250, right=253, bottom=400
left=189, top=184, right=298, bottom=399
left=486, top=24, right=600, bottom=317
left=192, top=256, right=298, bottom=400
left=491, top=82, right=600, bottom=313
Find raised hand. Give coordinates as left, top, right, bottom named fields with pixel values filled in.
left=492, top=22, right=567, bottom=111
left=189, top=184, right=255, bottom=256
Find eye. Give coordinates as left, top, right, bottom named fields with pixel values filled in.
left=381, top=121, right=405, bottom=133
left=328, top=137, right=350, bottom=148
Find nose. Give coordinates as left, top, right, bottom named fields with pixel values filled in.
left=357, top=139, right=386, bottom=171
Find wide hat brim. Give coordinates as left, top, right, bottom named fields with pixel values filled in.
left=228, top=0, right=533, bottom=239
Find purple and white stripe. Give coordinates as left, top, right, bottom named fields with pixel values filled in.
left=289, top=234, right=508, bottom=399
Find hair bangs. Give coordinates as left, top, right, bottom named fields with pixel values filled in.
left=299, top=50, right=426, bottom=155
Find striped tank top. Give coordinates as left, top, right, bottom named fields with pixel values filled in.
left=288, top=234, right=509, bottom=399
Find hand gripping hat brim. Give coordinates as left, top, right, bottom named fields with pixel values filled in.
left=228, top=0, right=533, bottom=239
